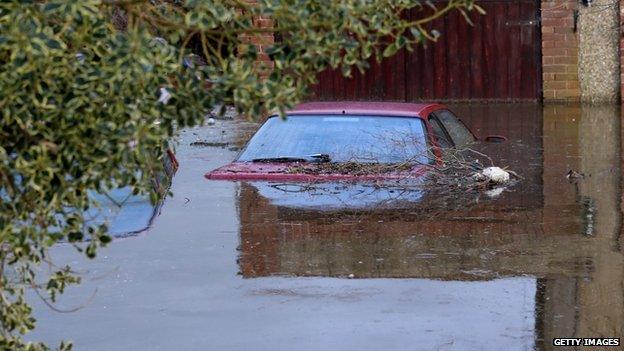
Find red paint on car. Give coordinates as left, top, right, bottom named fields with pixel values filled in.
left=287, top=101, right=444, bottom=118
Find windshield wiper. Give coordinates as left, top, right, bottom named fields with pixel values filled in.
left=251, top=156, right=310, bottom=163
left=308, top=153, right=331, bottom=162
left=251, top=154, right=331, bottom=163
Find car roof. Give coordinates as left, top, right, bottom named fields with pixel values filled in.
left=285, top=101, right=445, bottom=118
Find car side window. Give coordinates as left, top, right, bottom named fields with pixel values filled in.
left=434, top=110, right=476, bottom=148
left=428, top=116, right=453, bottom=148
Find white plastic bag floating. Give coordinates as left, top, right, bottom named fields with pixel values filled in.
left=481, top=166, right=510, bottom=184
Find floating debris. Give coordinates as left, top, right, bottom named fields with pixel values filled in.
left=287, top=162, right=413, bottom=176
left=190, top=140, right=229, bottom=147
left=474, top=166, right=510, bottom=184
left=566, top=169, right=585, bottom=182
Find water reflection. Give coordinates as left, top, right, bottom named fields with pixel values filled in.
left=235, top=103, right=623, bottom=348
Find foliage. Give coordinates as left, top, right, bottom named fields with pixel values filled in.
left=0, top=0, right=481, bottom=349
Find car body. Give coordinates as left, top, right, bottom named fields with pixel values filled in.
left=86, top=149, right=178, bottom=238
left=206, top=102, right=479, bottom=182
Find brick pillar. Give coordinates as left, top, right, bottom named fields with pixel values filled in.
left=541, top=0, right=581, bottom=101
left=240, top=2, right=274, bottom=77
left=252, top=15, right=274, bottom=74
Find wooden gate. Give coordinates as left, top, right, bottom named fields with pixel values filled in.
left=312, top=0, right=541, bottom=101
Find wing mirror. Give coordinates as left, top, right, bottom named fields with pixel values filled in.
left=483, top=135, right=507, bottom=143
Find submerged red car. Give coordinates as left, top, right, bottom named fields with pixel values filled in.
left=206, top=102, right=492, bottom=181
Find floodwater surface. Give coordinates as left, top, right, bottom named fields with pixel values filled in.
left=30, top=104, right=624, bottom=350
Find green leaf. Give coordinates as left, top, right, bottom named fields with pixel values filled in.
left=46, top=39, right=63, bottom=50
left=382, top=42, right=399, bottom=57
left=67, top=232, right=84, bottom=242
left=99, top=234, right=112, bottom=244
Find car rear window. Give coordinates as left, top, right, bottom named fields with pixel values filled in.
left=237, top=115, right=430, bottom=164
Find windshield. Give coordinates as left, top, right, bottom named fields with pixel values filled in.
left=237, top=115, right=430, bottom=164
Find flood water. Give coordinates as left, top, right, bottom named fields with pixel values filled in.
left=31, top=104, right=623, bottom=350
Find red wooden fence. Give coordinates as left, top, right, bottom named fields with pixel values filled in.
left=312, top=0, right=541, bottom=101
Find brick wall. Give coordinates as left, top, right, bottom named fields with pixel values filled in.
left=541, top=0, right=580, bottom=101
left=240, top=14, right=274, bottom=76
